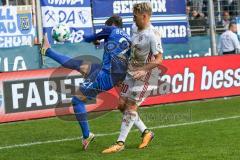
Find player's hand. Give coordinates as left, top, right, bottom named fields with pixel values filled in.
left=83, top=34, right=95, bottom=43
left=132, top=70, right=147, bottom=80
left=93, top=40, right=100, bottom=45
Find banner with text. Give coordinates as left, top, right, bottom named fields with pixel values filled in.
left=92, top=0, right=188, bottom=43
left=0, top=46, right=41, bottom=72
left=0, top=6, right=35, bottom=48
left=40, top=0, right=93, bottom=44
left=1, top=55, right=240, bottom=123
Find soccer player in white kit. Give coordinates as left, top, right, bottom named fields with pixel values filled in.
left=102, top=2, right=163, bottom=154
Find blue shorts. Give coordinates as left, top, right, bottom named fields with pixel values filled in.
left=79, top=56, right=128, bottom=99
left=79, top=64, right=113, bottom=98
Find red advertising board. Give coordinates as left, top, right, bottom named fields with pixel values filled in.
left=1, top=55, right=240, bottom=123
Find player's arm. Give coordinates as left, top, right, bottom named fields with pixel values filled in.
left=133, top=33, right=163, bottom=80
left=146, top=32, right=163, bottom=70
left=133, top=54, right=163, bottom=80
left=83, top=26, right=114, bottom=43
left=141, top=53, right=163, bottom=71
left=232, top=34, right=240, bottom=53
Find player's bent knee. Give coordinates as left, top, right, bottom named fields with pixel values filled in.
left=118, top=104, right=126, bottom=112
left=117, top=101, right=127, bottom=112
left=71, top=96, right=85, bottom=106
left=125, top=99, right=138, bottom=111
left=118, top=97, right=128, bottom=112
left=128, top=105, right=138, bottom=111
left=75, top=89, right=87, bottom=102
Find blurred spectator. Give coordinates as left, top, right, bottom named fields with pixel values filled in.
left=0, top=0, right=6, bottom=5
left=189, top=10, right=206, bottom=27
left=186, top=0, right=192, bottom=6
left=220, top=11, right=231, bottom=29
left=3, top=0, right=32, bottom=5
left=218, top=22, right=240, bottom=54
left=191, top=10, right=198, bottom=19
left=186, top=5, right=191, bottom=18
left=17, top=0, right=32, bottom=5
left=228, top=0, right=238, bottom=16
left=191, top=10, right=205, bottom=20
left=186, top=5, right=192, bottom=37
left=189, top=0, right=204, bottom=13
left=202, top=0, right=239, bottom=18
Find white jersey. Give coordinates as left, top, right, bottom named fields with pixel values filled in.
left=128, top=24, right=163, bottom=78
left=121, top=24, right=163, bottom=106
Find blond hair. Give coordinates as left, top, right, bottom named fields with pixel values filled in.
left=133, top=2, right=152, bottom=16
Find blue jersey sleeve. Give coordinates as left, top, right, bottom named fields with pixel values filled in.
left=83, top=26, right=116, bottom=43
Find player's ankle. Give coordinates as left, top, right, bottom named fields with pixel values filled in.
left=142, top=129, right=150, bottom=137
left=44, top=48, right=50, bottom=56
left=116, top=141, right=124, bottom=146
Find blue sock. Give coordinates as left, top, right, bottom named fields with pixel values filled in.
left=72, top=96, right=90, bottom=139
left=46, top=48, right=83, bottom=71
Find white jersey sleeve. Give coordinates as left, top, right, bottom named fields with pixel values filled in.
left=150, top=30, right=163, bottom=55
left=232, top=34, right=240, bottom=52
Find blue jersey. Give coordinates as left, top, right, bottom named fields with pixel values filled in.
left=81, top=26, right=131, bottom=98
left=84, top=26, right=131, bottom=72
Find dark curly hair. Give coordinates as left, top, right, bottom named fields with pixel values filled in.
left=105, top=15, right=123, bottom=28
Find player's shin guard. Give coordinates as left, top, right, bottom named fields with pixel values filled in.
left=45, top=48, right=83, bottom=71
left=72, top=96, right=90, bottom=139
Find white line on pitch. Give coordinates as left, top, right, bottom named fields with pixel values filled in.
left=0, top=115, right=240, bottom=151
left=0, top=96, right=237, bottom=127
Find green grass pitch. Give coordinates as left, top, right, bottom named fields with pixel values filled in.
left=0, top=97, right=240, bottom=160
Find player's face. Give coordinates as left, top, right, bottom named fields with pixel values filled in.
left=231, top=24, right=237, bottom=33
left=133, top=12, right=150, bottom=30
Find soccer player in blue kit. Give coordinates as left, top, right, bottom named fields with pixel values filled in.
left=40, top=15, right=131, bottom=150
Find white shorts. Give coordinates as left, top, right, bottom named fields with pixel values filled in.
left=120, top=72, right=158, bottom=106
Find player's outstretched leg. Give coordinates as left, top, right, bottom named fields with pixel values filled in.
left=40, top=34, right=83, bottom=71
left=72, top=96, right=95, bottom=150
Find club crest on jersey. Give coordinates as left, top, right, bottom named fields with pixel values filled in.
left=131, top=91, right=138, bottom=98
left=138, top=35, right=143, bottom=42
left=105, top=41, right=117, bottom=52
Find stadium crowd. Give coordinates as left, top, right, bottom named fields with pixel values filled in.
left=0, top=0, right=32, bottom=5
left=186, top=0, right=240, bottom=29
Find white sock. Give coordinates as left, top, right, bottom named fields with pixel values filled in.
left=117, top=111, right=137, bottom=143
left=134, top=112, right=147, bottom=133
